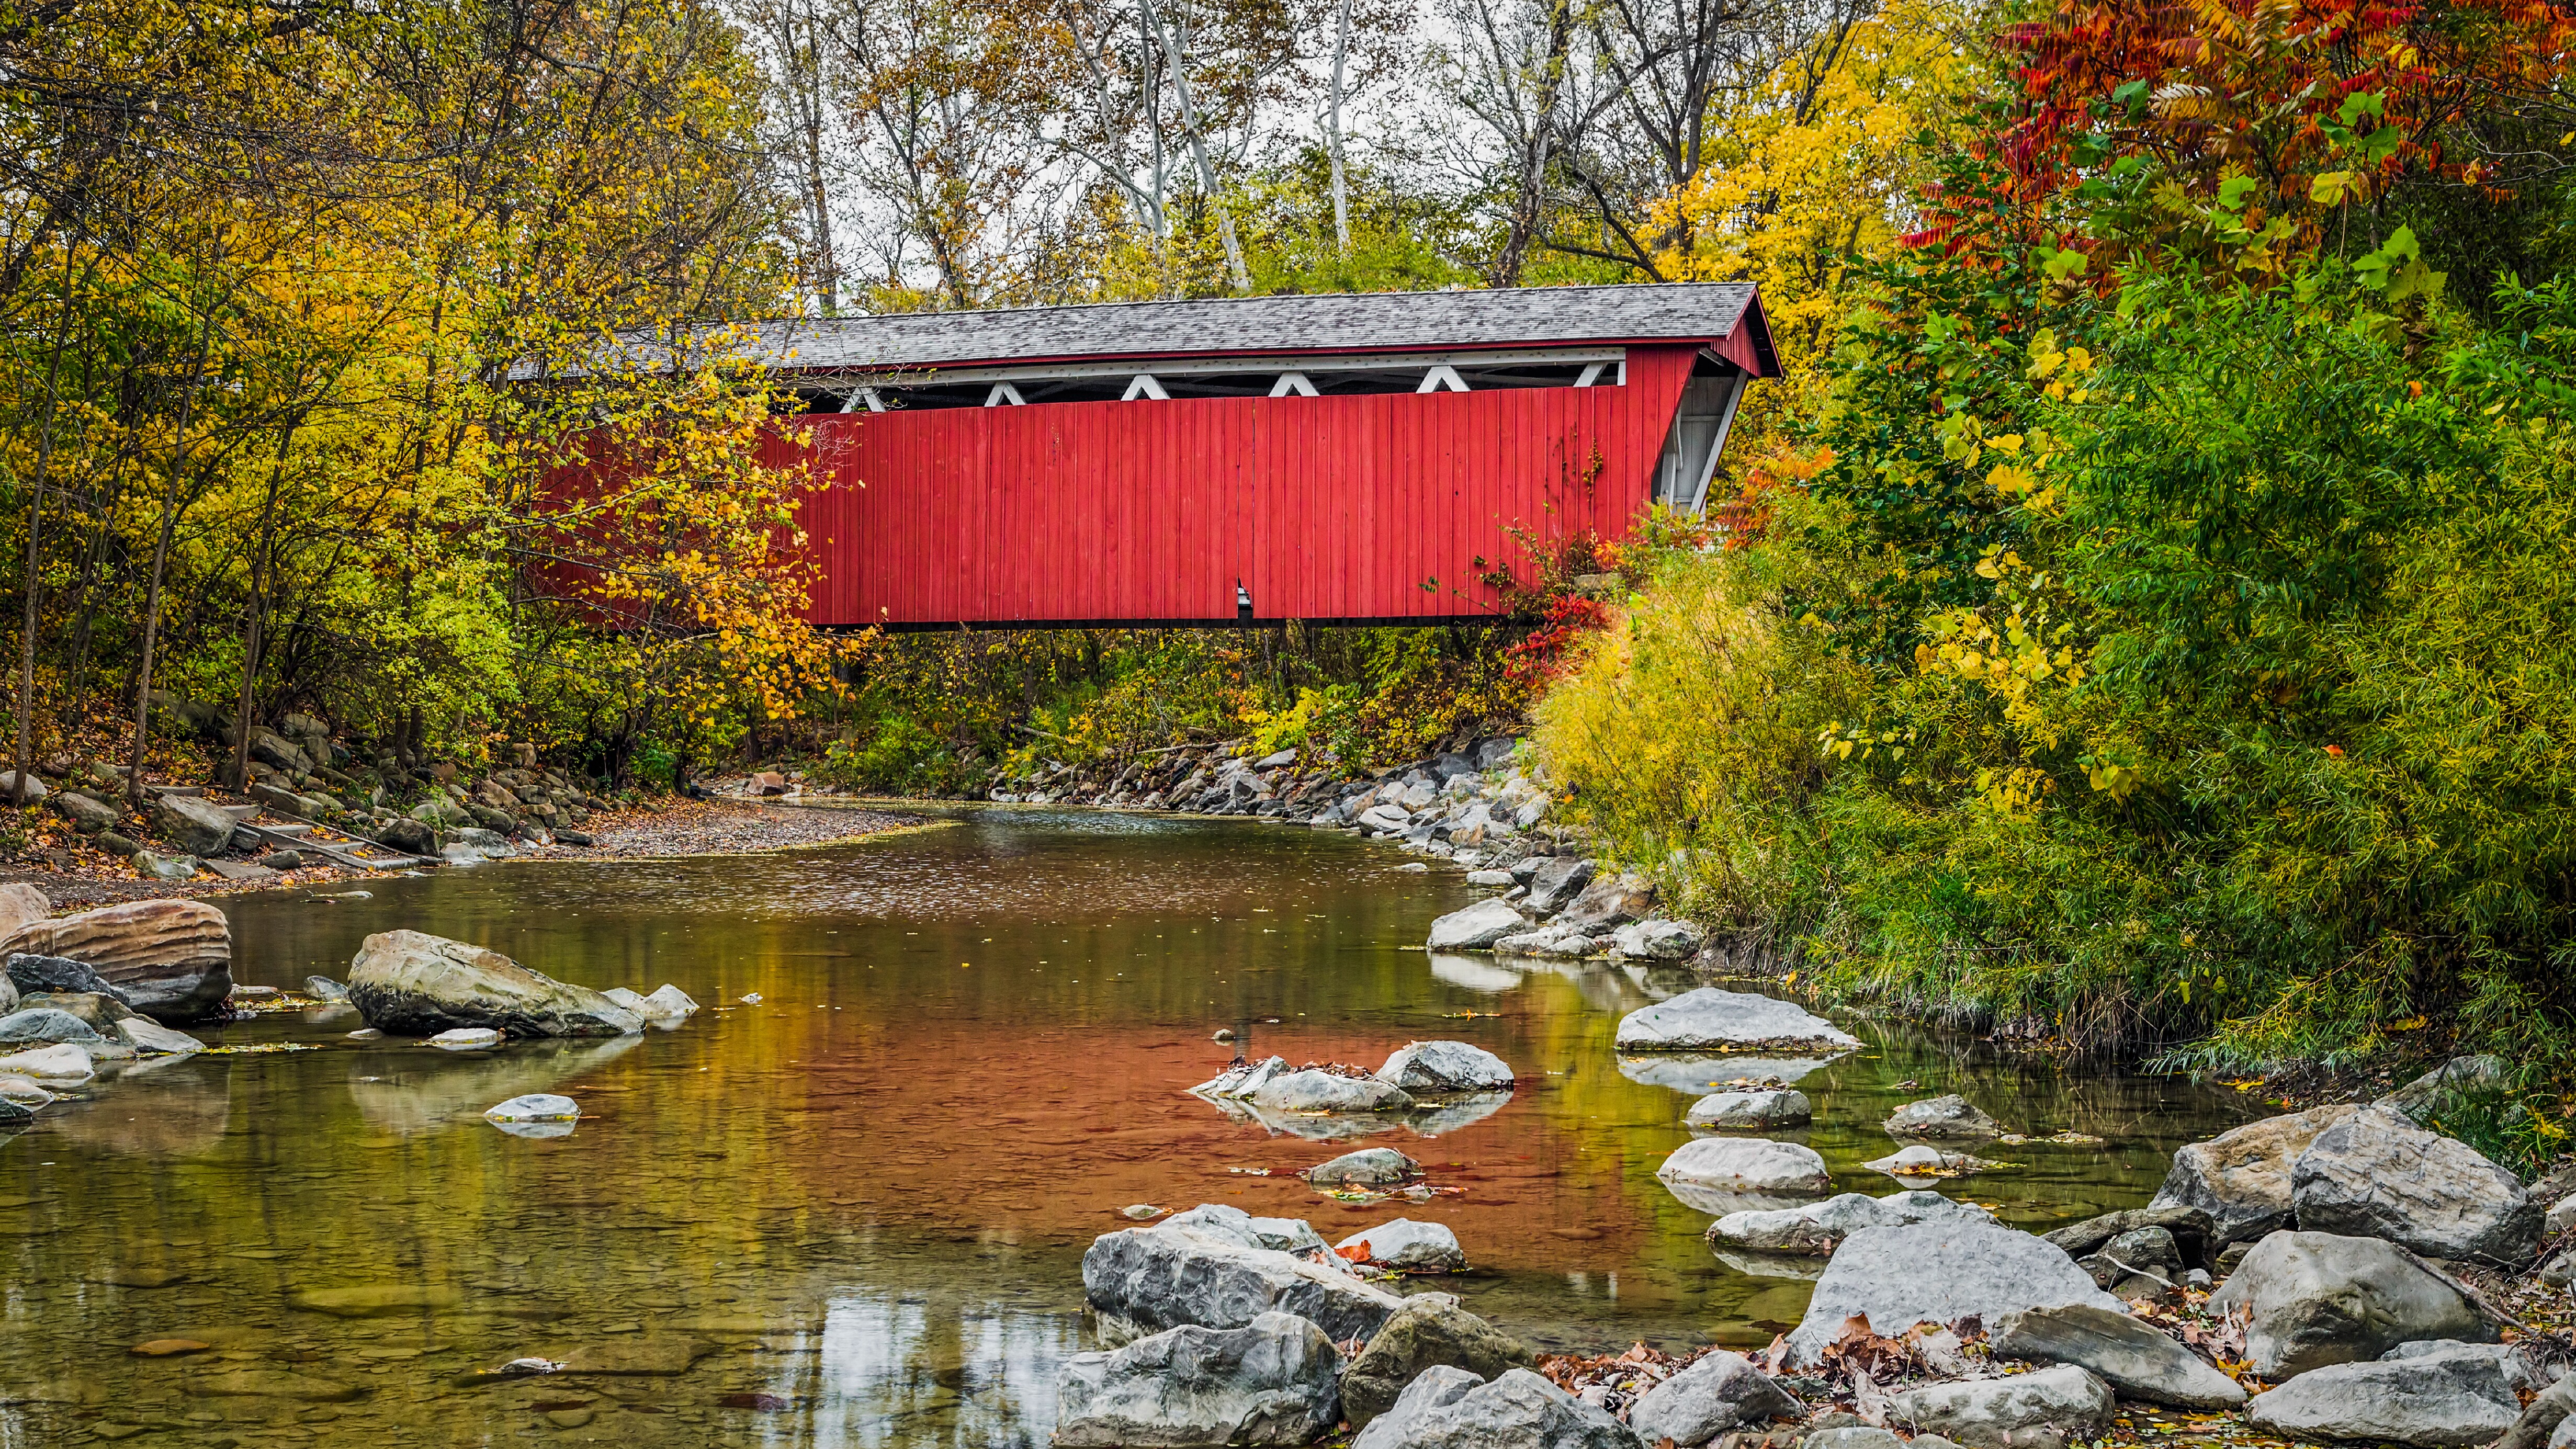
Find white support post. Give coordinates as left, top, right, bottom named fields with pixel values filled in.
left=984, top=382, right=1027, bottom=407
left=841, top=388, right=885, bottom=413
left=1122, top=374, right=1170, bottom=401
left=1417, top=365, right=1468, bottom=394
left=1684, top=375, right=1749, bottom=515
left=1269, top=372, right=1318, bottom=398
left=1573, top=362, right=1606, bottom=388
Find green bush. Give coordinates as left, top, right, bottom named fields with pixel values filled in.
left=1550, top=267, right=2576, bottom=1074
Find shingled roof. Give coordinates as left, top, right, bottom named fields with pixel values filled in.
left=538, top=282, right=1771, bottom=380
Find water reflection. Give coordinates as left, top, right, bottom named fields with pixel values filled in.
left=0, top=807, right=2258, bottom=1443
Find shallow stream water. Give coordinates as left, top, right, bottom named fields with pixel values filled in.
left=3, top=807, right=2256, bottom=1446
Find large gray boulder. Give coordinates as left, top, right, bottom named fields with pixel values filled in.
left=1426, top=899, right=1529, bottom=951
left=1377, top=1040, right=1515, bottom=1093
left=1657, top=1137, right=1831, bottom=1214
left=2495, top=1372, right=2576, bottom=1449
left=150, top=793, right=238, bottom=856
left=2148, top=1103, right=2356, bottom=1246
left=1521, top=857, right=1596, bottom=915
left=1708, top=1191, right=1994, bottom=1257
left=5, top=953, right=132, bottom=1004
left=345, top=930, right=641, bottom=1037
left=1628, top=1350, right=1800, bottom=1446
left=1990, top=1303, right=2245, bottom=1409
left=1687, top=1088, right=1811, bottom=1130
left=0, top=899, right=232, bottom=1022
left=1614, top=988, right=1860, bottom=1052
left=2291, top=1104, right=2540, bottom=1264
left=46, top=789, right=118, bottom=833
left=1784, top=1221, right=2122, bottom=1366
left=1340, top=1300, right=1535, bottom=1431
left=1554, top=870, right=1654, bottom=933
left=2207, top=1230, right=2497, bottom=1379
left=1081, top=1205, right=1407, bottom=1343
left=2244, top=1342, right=2523, bottom=1447
left=1881, top=1365, right=2114, bottom=1449
left=1351, top=1366, right=1641, bottom=1449
left=1053, top=1310, right=1339, bottom=1447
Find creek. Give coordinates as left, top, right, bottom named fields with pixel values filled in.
left=0, top=807, right=2256, bottom=1446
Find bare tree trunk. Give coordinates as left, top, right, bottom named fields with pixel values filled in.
left=128, top=301, right=219, bottom=810
left=12, top=250, right=73, bottom=805
left=1328, top=0, right=1354, bottom=253
left=778, top=0, right=840, bottom=313
left=1142, top=0, right=1249, bottom=292
left=231, top=424, right=298, bottom=793
left=1490, top=0, right=1573, bottom=288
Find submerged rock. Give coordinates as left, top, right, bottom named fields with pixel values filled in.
left=0, top=899, right=232, bottom=1022
left=1376, top=1040, right=1514, bottom=1093
left=1785, top=1221, right=2122, bottom=1367
left=1628, top=1350, right=1801, bottom=1446
left=289, top=1283, right=467, bottom=1317
left=1351, top=1366, right=1641, bottom=1449
left=1865, top=1145, right=1994, bottom=1180
left=347, top=931, right=640, bottom=1038
left=1081, top=1205, right=1406, bottom=1343
left=1687, top=1088, right=1812, bottom=1130
left=1990, top=1303, right=2246, bottom=1409
left=2148, top=1103, right=2357, bottom=1246
left=1340, top=1301, right=1535, bottom=1431
left=2291, top=1104, right=2540, bottom=1265
left=1307, top=1147, right=1419, bottom=1186
left=1883, top=1095, right=2003, bottom=1139
left=1881, top=1364, right=2114, bottom=1449
left=1055, top=1310, right=1341, bottom=1448
left=2244, top=1343, right=2523, bottom=1447
left=1425, top=899, right=1529, bottom=951
left=1613, top=988, right=1859, bottom=1052
left=1334, top=1218, right=1464, bottom=1271
left=2209, top=1230, right=2497, bottom=1378
left=1707, top=1191, right=1994, bottom=1257
left=303, top=975, right=351, bottom=1002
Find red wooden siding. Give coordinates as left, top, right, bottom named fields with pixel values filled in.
left=777, top=343, right=1701, bottom=627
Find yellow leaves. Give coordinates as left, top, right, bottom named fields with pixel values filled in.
left=2084, top=759, right=2141, bottom=801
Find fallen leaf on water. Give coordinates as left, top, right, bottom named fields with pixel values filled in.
left=718, top=1393, right=789, bottom=1411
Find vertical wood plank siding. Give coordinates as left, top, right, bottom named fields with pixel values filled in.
left=771, top=343, right=1700, bottom=627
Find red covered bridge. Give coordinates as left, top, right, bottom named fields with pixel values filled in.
left=730, top=283, right=1775, bottom=627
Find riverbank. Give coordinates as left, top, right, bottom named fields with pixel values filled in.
left=0, top=797, right=922, bottom=910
